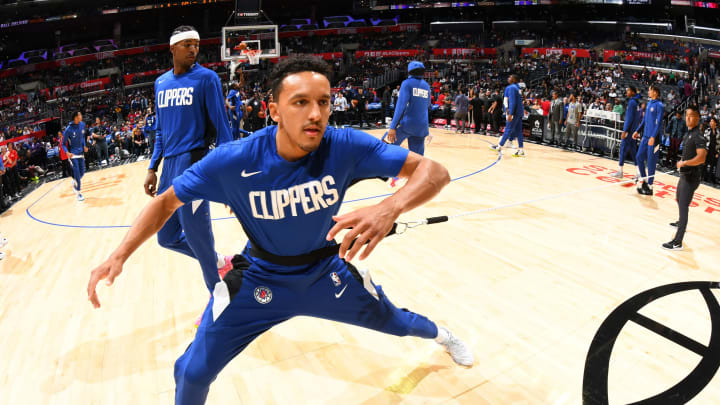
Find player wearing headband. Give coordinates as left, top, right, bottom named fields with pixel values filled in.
left=145, top=25, right=234, bottom=299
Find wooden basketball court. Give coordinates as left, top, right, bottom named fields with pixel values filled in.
left=2, top=128, right=719, bottom=404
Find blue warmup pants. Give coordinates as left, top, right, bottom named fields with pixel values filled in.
left=230, top=115, right=241, bottom=140
left=636, top=137, right=659, bottom=185
left=174, top=254, right=438, bottom=404
left=388, top=129, right=427, bottom=156
left=499, top=117, right=523, bottom=148
left=70, top=157, right=85, bottom=191
left=157, top=151, right=219, bottom=291
left=618, top=135, right=637, bottom=167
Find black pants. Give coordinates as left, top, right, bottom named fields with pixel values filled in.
left=704, top=158, right=717, bottom=183
left=674, top=170, right=702, bottom=243
left=3, top=167, right=20, bottom=195
left=355, top=109, right=368, bottom=127
left=334, top=110, right=345, bottom=126
left=96, top=141, right=109, bottom=163
left=472, top=109, right=484, bottom=132
left=491, top=113, right=502, bottom=133
left=443, top=106, right=452, bottom=125
left=61, top=159, right=72, bottom=178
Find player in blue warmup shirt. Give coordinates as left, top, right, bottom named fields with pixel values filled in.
left=225, top=81, right=244, bottom=140
left=386, top=61, right=432, bottom=156
left=489, top=74, right=525, bottom=157
left=385, top=61, right=432, bottom=187
left=143, top=108, right=158, bottom=155
left=144, top=25, right=234, bottom=296
left=88, top=55, right=474, bottom=405
left=62, top=111, right=88, bottom=202
left=612, top=86, right=642, bottom=178
left=632, top=84, right=664, bottom=196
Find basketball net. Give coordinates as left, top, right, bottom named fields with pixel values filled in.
left=242, top=49, right=261, bottom=65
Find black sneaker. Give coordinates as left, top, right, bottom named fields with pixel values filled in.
left=662, top=240, right=683, bottom=250
left=669, top=221, right=678, bottom=228
left=637, top=182, right=653, bottom=195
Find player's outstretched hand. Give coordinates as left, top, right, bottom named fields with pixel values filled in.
left=87, top=256, right=124, bottom=308
left=144, top=170, right=158, bottom=197
left=326, top=201, right=398, bottom=262
left=387, top=129, right=397, bottom=144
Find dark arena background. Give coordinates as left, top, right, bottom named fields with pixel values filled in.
left=2, top=0, right=720, bottom=404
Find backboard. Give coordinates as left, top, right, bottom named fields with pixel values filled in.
left=221, top=24, right=279, bottom=62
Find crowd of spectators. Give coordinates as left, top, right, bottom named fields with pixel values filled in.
left=3, top=28, right=720, bottom=213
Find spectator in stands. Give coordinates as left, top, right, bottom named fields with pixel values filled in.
left=613, top=98, right=624, bottom=116
left=0, top=157, right=5, bottom=211
left=2, top=143, right=20, bottom=199
left=132, top=125, right=146, bottom=156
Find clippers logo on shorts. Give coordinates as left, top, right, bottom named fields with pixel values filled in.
left=412, top=88, right=429, bottom=98
left=330, top=272, right=342, bottom=287
left=254, top=286, right=273, bottom=304
left=248, top=175, right=339, bottom=220
left=157, top=87, right=195, bottom=109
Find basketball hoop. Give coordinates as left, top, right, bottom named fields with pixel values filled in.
left=242, top=49, right=262, bottom=65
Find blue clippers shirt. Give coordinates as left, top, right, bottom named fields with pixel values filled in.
left=150, top=63, right=232, bottom=170
left=172, top=125, right=409, bottom=259
left=503, top=83, right=524, bottom=117
left=623, top=94, right=642, bottom=133
left=226, top=89, right=243, bottom=120
left=62, top=121, right=86, bottom=155
left=634, top=98, right=664, bottom=141
left=390, top=76, right=431, bottom=136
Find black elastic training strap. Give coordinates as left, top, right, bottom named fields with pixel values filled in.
left=426, top=216, right=448, bottom=225
left=190, top=147, right=208, bottom=164
left=244, top=223, right=400, bottom=266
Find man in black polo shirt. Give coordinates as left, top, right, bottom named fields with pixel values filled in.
left=663, top=105, right=707, bottom=250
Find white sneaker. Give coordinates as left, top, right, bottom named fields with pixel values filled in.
left=77, top=193, right=85, bottom=202
left=611, top=171, right=623, bottom=179
left=0, top=236, right=7, bottom=248
left=488, top=144, right=500, bottom=152
left=511, top=150, right=525, bottom=158
left=101, top=160, right=108, bottom=166
left=436, top=326, right=474, bottom=367
left=0, top=252, right=4, bottom=260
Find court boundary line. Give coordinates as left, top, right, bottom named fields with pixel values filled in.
left=25, top=138, right=503, bottom=229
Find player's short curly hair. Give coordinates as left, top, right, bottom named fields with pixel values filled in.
left=269, top=55, right=333, bottom=98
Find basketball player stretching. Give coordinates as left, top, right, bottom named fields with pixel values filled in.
left=88, top=55, right=474, bottom=404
